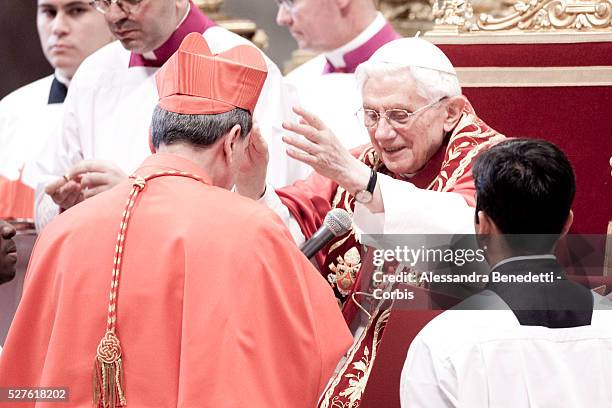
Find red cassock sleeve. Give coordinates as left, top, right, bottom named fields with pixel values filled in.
left=277, top=172, right=340, bottom=270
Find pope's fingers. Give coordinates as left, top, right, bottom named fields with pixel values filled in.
left=282, top=121, right=321, bottom=143
left=286, top=147, right=316, bottom=166
left=282, top=134, right=320, bottom=157
left=292, top=105, right=326, bottom=131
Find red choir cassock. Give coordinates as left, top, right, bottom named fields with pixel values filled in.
left=0, top=34, right=351, bottom=408
left=277, top=101, right=505, bottom=408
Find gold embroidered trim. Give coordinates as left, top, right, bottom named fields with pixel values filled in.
left=319, top=306, right=390, bottom=408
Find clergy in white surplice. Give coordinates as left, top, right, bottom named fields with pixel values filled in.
left=31, top=0, right=307, bottom=230
left=0, top=0, right=112, bottom=221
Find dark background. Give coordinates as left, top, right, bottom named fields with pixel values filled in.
left=0, top=1, right=52, bottom=98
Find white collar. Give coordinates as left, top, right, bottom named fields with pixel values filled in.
left=324, top=12, right=386, bottom=69
left=177, top=2, right=191, bottom=28
left=54, top=69, right=71, bottom=87
left=490, top=254, right=557, bottom=271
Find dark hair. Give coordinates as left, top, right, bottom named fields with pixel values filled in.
left=151, top=105, right=252, bottom=149
left=473, top=138, right=575, bottom=239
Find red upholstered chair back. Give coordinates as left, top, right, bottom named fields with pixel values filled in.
left=433, top=40, right=612, bottom=235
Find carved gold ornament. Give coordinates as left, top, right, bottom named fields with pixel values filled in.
left=329, top=247, right=362, bottom=295
left=193, top=0, right=269, bottom=49
left=379, top=0, right=436, bottom=36
left=433, top=0, right=612, bottom=32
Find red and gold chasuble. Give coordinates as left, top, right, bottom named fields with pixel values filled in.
left=278, top=101, right=505, bottom=407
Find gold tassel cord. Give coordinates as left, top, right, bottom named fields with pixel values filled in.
left=93, top=176, right=143, bottom=408
left=94, top=331, right=126, bottom=407
left=92, top=172, right=209, bottom=407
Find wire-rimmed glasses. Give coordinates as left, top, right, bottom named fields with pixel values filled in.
left=274, top=0, right=295, bottom=10
left=356, top=97, right=447, bottom=129
left=89, top=0, right=144, bottom=15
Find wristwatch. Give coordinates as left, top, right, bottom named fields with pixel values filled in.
left=355, top=169, right=377, bottom=204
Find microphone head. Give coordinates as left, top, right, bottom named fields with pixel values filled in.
left=324, top=208, right=352, bottom=237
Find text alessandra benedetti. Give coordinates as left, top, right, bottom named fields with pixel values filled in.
left=373, top=271, right=556, bottom=285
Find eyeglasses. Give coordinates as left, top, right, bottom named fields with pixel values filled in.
left=274, top=0, right=295, bottom=10
left=356, top=97, right=447, bottom=129
left=89, top=0, right=144, bottom=14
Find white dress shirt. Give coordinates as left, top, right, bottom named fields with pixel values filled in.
left=400, top=290, right=612, bottom=407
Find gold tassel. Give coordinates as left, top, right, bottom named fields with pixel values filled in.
left=93, top=332, right=126, bottom=407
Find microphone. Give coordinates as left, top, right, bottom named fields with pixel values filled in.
left=300, top=208, right=352, bottom=259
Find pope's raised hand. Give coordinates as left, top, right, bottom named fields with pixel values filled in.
left=282, top=106, right=370, bottom=195
left=235, top=123, right=268, bottom=200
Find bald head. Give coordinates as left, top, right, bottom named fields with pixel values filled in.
left=276, top=0, right=378, bottom=52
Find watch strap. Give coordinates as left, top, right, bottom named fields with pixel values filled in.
left=366, top=168, right=377, bottom=194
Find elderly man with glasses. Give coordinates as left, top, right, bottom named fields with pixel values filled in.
left=30, top=0, right=301, bottom=230
left=276, top=0, right=400, bottom=151
left=237, top=37, right=505, bottom=407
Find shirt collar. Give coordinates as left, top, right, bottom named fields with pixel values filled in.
left=137, top=152, right=212, bottom=185
left=128, top=1, right=216, bottom=68
left=323, top=13, right=399, bottom=74
left=54, top=69, right=70, bottom=87
left=490, top=254, right=558, bottom=272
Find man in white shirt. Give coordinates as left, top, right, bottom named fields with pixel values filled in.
left=276, top=0, right=400, bottom=149
left=400, top=139, right=612, bottom=407
left=31, top=0, right=302, bottom=229
left=0, top=0, right=112, bottom=221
